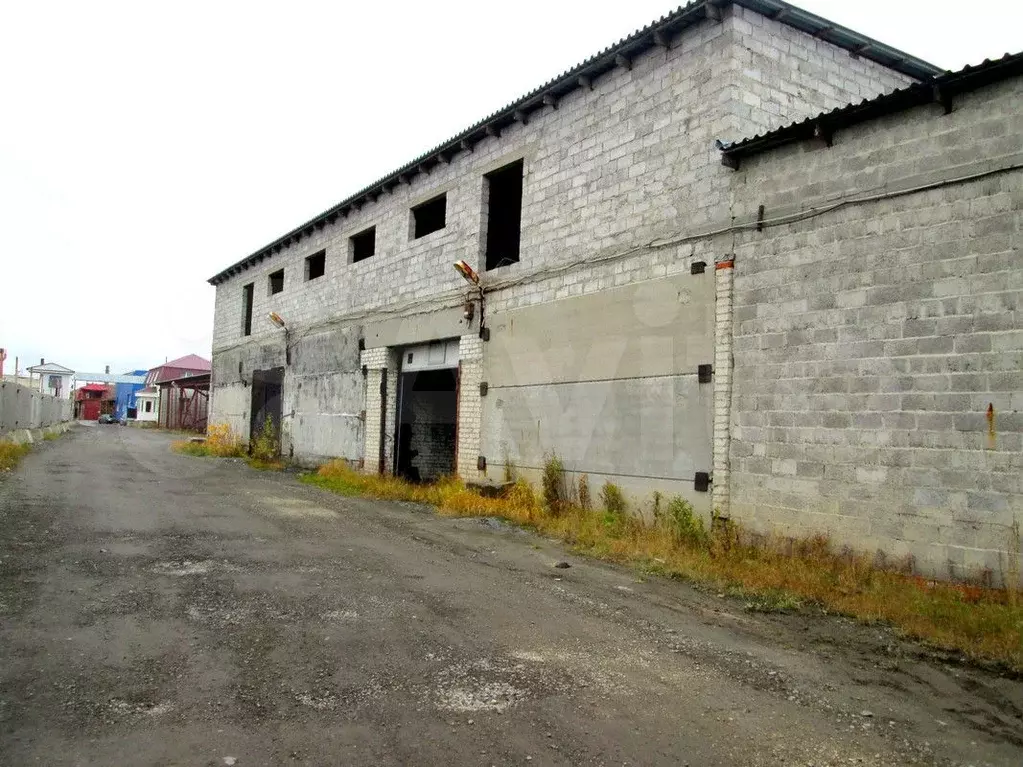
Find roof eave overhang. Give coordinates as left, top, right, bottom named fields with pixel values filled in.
left=720, top=51, right=1023, bottom=166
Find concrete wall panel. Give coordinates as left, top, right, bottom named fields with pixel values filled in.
left=485, top=274, right=714, bottom=387
left=0, top=381, right=72, bottom=435
left=481, top=375, right=713, bottom=511
left=363, top=308, right=469, bottom=350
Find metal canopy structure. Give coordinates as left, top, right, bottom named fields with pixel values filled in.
left=158, top=373, right=210, bottom=432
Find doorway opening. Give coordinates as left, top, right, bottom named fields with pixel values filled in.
left=250, top=367, right=284, bottom=456
left=393, top=341, right=459, bottom=482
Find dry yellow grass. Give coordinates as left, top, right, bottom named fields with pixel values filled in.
left=304, top=460, right=1023, bottom=672
left=171, top=422, right=285, bottom=470
left=0, top=441, right=32, bottom=472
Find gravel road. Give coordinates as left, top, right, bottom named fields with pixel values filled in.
left=1, top=424, right=1020, bottom=766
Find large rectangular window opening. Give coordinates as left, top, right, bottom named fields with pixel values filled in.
left=305, top=250, right=325, bottom=281
left=242, top=283, right=254, bottom=336
left=268, top=268, right=284, bottom=295
left=411, top=194, right=447, bottom=239
left=350, top=227, right=376, bottom=262
left=484, top=159, right=523, bottom=270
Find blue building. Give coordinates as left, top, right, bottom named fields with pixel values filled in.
left=114, top=370, right=148, bottom=421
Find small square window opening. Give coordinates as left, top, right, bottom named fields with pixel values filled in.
left=305, top=250, right=326, bottom=281
left=411, top=194, right=447, bottom=239
left=268, top=269, right=284, bottom=295
left=351, top=227, right=376, bottom=262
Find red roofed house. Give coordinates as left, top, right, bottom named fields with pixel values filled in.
left=145, top=354, right=211, bottom=387
left=75, top=383, right=114, bottom=421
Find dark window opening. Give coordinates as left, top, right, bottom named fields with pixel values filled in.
left=242, top=283, right=254, bottom=336
left=351, top=227, right=376, bottom=262
left=411, top=194, right=447, bottom=239
left=269, top=268, right=284, bottom=295
left=305, top=250, right=325, bottom=281
left=485, top=159, right=523, bottom=270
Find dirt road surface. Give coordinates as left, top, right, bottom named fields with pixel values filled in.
left=1, top=425, right=1020, bottom=766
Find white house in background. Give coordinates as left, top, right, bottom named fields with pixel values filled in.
left=135, top=387, right=159, bottom=423
left=26, top=360, right=74, bottom=399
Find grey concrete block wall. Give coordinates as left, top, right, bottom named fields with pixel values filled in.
left=208, top=6, right=930, bottom=506
left=727, top=77, right=1023, bottom=584
left=725, top=6, right=914, bottom=138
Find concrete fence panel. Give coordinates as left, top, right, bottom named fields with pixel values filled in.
left=0, top=381, right=73, bottom=435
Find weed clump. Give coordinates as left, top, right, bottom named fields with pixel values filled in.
left=656, top=495, right=708, bottom=548
left=600, top=481, right=626, bottom=516
left=250, top=416, right=280, bottom=464
left=205, top=422, right=246, bottom=457
left=541, top=453, right=566, bottom=514
left=577, top=474, right=591, bottom=511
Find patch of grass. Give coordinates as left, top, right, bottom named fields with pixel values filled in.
left=725, top=584, right=804, bottom=613
left=42, top=431, right=61, bottom=441
left=172, top=440, right=212, bottom=457
left=302, top=460, right=1023, bottom=672
left=171, top=421, right=285, bottom=470
left=0, top=441, right=32, bottom=472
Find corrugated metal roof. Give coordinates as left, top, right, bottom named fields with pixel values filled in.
left=208, top=0, right=943, bottom=286
left=720, top=51, right=1023, bottom=165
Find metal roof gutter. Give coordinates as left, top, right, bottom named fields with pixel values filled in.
left=208, top=0, right=943, bottom=286
left=719, top=51, right=1023, bottom=167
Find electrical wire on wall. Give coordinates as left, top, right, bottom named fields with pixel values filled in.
left=214, top=160, right=1022, bottom=360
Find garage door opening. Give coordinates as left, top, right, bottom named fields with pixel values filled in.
left=250, top=367, right=284, bottom=456
left=394, top=340, right=459, bottom=482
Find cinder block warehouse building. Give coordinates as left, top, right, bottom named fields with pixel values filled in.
left=208, top=0, right=1023, bottom=583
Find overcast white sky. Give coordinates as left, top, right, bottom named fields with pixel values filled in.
left=1, top=0, right=1019, bottom=376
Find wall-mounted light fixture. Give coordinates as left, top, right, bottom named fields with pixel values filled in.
left=453, top=260, right=479, bottom=285
left=453, top=260, right=488, bottom=340
left=268, top=312, right=291, bottom=365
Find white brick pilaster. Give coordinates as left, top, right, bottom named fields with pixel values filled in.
left=361, top=347, right=397, bottom=475
left=712, top=259, right=734, bottom=516
left=456, top=333, right=485, bottom=482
